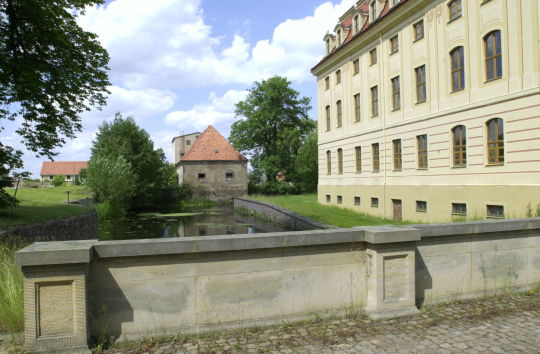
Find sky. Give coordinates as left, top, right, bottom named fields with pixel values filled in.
left=2, top=0, right=357, bottom=177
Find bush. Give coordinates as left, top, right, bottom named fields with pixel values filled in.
left=94, top=201, right=125, bottom=221
left=0, top=189, right=18, bottom=208
left=260, top=181, right=302, bottom=195
left=51, top=175, right=65, bottom=186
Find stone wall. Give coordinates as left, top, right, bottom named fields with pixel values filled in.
left=3, top=211, right=99, bottom=242
left=234, top=197, right=335, bottom=230
left=15, top=218, right=540, bottom=352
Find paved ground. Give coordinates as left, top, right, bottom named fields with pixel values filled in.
left=1, top=291, right=538, bottom=353
left=102, top=291, right=540, bottom=354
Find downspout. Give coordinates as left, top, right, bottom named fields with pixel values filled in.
left=379, top=32, right=388, bottom=219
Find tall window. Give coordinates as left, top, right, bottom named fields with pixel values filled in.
left=448, top=0, right=462, bottom=21
left=393, top=139, right=402, bottom=171
left=325, top=105, right=331, bottom=131
left=336, top=69, right=341, bottom=84
left=487, top=118, right=504, bottom=164
left=326, top=150, right=331, bottom=175
left=370, top=1, right=377, bottom=22
left=484, top=30, right=502, bottom=81
left=355, top=146, right=362, bottom=173
left=450, top=47, right=465, bottom=91
left=337, top=148, right=343, bottom=174
left=417, top=134, right=428, bottom=169
left=354, top=93, right=361, bottom=122
left=326, top=39, right=330, bottom=54
left=337, top=29, right=342, bottom=45
left=370, top=48, right=377, bottom=65
left=353, top=15, right=360, bottom=33
left=390, top=35, right=399, bottom=54
left=325, top=77, right=330, bottom=90
left=371, top=86, right=379, bottom=117
left=353, top=59, right=360, bottom=74
left=414, top=20, right=424, bottom=41
left=372, top=143, right=380, bottom=172
left=415, top=65, right=426, bottom=103
left=336, top=100, right=342, bottom=128
left=391, top=76, right=400, bottom=111
left=452, top=125, right=467, bottom=167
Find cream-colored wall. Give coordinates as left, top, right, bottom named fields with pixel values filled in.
left=172, top=132, right=200, bottom=164
left=314, top=0, right=540, bottom=222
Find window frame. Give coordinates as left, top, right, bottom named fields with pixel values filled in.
left=486, top=204, right=504, bottom=218
left=389, top=35, right=399, bottom=54
left=326, top=150, right=332, bottom=175
left=325, top=105, right=331, bottom=131
left=337, top=148, right=343, bottom=174
left=452, top=125, right=467, bottom=167
left=484, top=30, right=502, bottom=81
left=417, top=134, right=428, bottom=169
left=486, top=118, right=504, bottom=165
left=416, top=200, right=427, bottom=212
left=450, top=46, right=465, bottom=92
left=451, top=202, right=467, bottom=216
left=371, top=85, right=379, bottom=117
left=353, top=58, right=360, bottom=75
left=336, top=100, right=342, bottom=128
left=391, top=76, right=400, bottom=111
left=369, top=48, right=377, bottom=65
left=355, top=146, right=362, bottom=173
left=372, top=143, right=380, bottom=173
left=413, top=20, right=424, bottom=41
left=415, top=65, right=427, bottom=103
left=448, top=0, right=462, bottom=22
left=371, top=197, right=379, bottom=208
left=393, top=139, right=402, bottom=171
left=336, top=69, right=342, bottom=84
left=325, top=76, right=330, bottom=90
left=353, top=93, right=361, bottom=122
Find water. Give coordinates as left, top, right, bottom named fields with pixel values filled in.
left=99, top=205, right=289, bottom=240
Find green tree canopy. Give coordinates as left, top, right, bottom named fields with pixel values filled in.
left=229, top=76, right=315, bottom=182
left=293, top=130, right=318, bottom=192
left=0, top=0, right=110, bottom=206
left=90, top=113, right=176, bottom=208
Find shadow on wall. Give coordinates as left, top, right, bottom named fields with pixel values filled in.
left=415, top=249, right=432, bottom=307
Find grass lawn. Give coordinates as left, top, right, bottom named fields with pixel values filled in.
left=249, top=194, right=407, bottom=228
left=0, top=186, right=92, bottom=228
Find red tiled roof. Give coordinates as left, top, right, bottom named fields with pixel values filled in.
left=40, top=161, right=88, bottom=176
left=180, top=126, right=247, bottom=162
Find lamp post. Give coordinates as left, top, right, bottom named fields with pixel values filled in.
left=67, top=191, right=70, bottom=204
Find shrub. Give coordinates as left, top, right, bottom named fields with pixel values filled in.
left=260, top=181, right=302, bottom=195
left=0, top=189, right=18, bottom=209
left=94, top=201, right=125, bottom=221
left=51, top=175, right=65, bottom=186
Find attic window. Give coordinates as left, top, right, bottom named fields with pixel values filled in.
left=370, top=1, right=377, bottom=22
left=353, top=15, right=359, bottom=34
left=326, top=38, right=330, bottom=54
left=337, top=29, right=342, bottom=45
left=186, top=140, right=191, bottom=146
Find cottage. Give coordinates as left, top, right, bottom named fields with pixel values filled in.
left=40, top=161, right=88, bottom=183
left=173, top=126, right=248, bottom=200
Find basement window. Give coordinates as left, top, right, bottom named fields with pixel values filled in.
left=225, top=172, right=234, bottom=180
left=371, top=197, right=379, bottom=208
left=416, top=200, right=427, bottom=212
left=198, top=173, right=206, bottom=180
left=452, top=203, right=467, bottom=216
left=354, top=196, right=361, bottom=205
left=337, top=195, right=343, bottom=204
left=487, top=204, right=504, bottom=218
left=326, top=195, right=331, bottom=203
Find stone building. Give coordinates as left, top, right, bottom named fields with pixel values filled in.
left=173, top=126, right=248, bottom=200
left=312, top=0, right=540, bottom=222
left=40, top=161, right=88, bottom=184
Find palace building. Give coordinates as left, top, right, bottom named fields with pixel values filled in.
left=311, top=0, right=540, bottom=222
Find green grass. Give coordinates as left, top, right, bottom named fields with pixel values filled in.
left=249, top=194, right=407, bottom=228
left=1, top=186, right=92, bottom=228
left=0, top=239, right=25, bottom=334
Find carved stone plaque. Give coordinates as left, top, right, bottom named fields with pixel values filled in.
left=38, top=281, right=74, bottom=337
left=383, top=255, right=408, bottom=301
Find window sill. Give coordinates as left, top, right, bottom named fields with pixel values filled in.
left=371, top=206, right=379, bottom=208
left=484, top=76, right=502, bottom=84
left=450, top=87, right=465, bottom=94
left=416, top=167, right=428, bottom=170
left=486, top=163, right=504, bottom=167
left=451, top=213, right=467, bottom=216
left=415, top=100, right=427, bottom=106
left=391, top=108, right=401, bottom=112
left=447, top=15, right=462, bottom=25
left=371, top=115, right=379, bottom=118
left=369, top=62, right=377, bottom=66
left=451, top=165, right=466, bottom=169
left=353, top=120, right=361, bottom=124
left=390, top=50, right=399, bottom=56
left=486, top=215, right=504, bottom=219
left=372, top=170, right=380, bottom=173
left=416, top=210, right=427, bottom=213
left=393, top=169, right=402, bottom=172
left=480, top=0, right=494, bottom=6
left=412, top=37, right=424, bottom=43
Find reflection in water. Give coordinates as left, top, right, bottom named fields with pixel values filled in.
left=99, top=206, right=270, bottom=240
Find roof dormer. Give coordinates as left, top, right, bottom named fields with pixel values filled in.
left=323, top=32, right=336, bottom=55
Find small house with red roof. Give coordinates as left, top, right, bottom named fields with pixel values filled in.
left=40, top=161, right=88, bottom=184
left=172, top=126, right=248, bottom=200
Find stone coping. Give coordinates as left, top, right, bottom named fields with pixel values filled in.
left=16, top=239, right=96, bottom=267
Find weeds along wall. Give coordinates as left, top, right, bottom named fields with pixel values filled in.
left=15, top=218, right=540, bottom=352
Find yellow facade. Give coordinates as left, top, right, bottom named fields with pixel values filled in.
left=312, top=0, right=540, bottom=222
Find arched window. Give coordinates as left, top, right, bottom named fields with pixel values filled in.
left=450, top=46, right=465, bottom=91
left=337, top=149, right=343, bottom=174
left=336, top=100, right=342, bottom=127
left=452, top=125, right=467, bottom=167
left=486, top=118, right=504, bottom=164
left=337, top=29, right=342, bottom=45
left=370, top=1, right=377, bottom=22
left=484, top=30, right=502, bottom=81
left=326, top=150, right=332, bottom=175
left=325, top=105, right=331, bottom=131
left=353, top=15, right=359, bottom=34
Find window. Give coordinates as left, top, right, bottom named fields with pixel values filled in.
left=414, top=20, right=424, bottom=41
left=369, top=48, right=377, bottom=65
left=371, top=197, right=379, bottom=208
left=484, top=30, right=502, bottom=81
left=487, top=118, right=504, bottom=164
left=325, top=105, right=331, bottom=131
left=452, top=125, right=467, bottom=167
left=390, top=35, right=399, bottom=54
left=336, top=100, right=342, bottom=128
left=226, top=172, right=234, bottom=180
left=355, top=146, right=362, bottom=173
left=326, top=39, right=330, bottom=54
left=393, top=139, right=402, bottom=171
left=415, top=65, right=426, bottom=103
left=417, top=134, right=428, bottom=169
left=487, top=204, right=504, bottom=218
left=416, top=200, right=427, bottom=212
left=337, top=29, right=342, bottom=45
left=354, top=196, right=361, bottom=205
left=452, top=203, right=467, bottom=215
left=450, top=47, right=465, bottom=91
left=353, top=59, right=360, bottom=74
left=326, top=150, right=331, bottom=175
left=371, top=86, right=379, bottom=117
left=325, top=76, right=330, bottom=90
left=353, top=15, right=360, bottom=34
left=448, top=0, right=462, bottom=21
left=186, top=140, right=191, bottom=146
left=337, top=195, right=343, bottom=204
left=326, top=194, right=331, bottom=203
left=372, top=143, right=380, bottom=172
left=370, top=1, right=377, bottom=22
left=391, top=76, right=400, bottom=111
left=354, top=93, right=361, bottom=122
left=336, top=69, right=341, bottom=84
left=198, top=173, right=206, bottom=180
left=337, top=148, right=343, bottom=174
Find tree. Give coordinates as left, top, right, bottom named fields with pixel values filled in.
left=0, top=0, right=110, bottom=206
left=293, top=130, right=318, bottom=192
left=89, top=113, right=176, bottom=208
left=229, top=76, right=315, bottom=182
left=51, top=175, right=65, bottom=187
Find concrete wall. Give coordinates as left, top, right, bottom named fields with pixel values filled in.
left=180, top=161, right=248, bottom=200
left=16, top=218, right=540, bottom=352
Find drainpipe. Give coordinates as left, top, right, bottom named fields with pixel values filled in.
left=379, top=32, right=388, bottom=219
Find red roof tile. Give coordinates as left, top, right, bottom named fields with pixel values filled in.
left=40, top=161, right=88, bottom=176
left=180, top=126, right=247, bottom=162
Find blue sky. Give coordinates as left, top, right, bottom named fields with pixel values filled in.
left=2, top=0, right=356, bottom=177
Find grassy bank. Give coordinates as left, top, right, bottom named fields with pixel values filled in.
left=249, top=194, right=405, bottom=228
left=1, top=186, right=91, bottom=228
left=0, top=240, right=25, bottom=334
